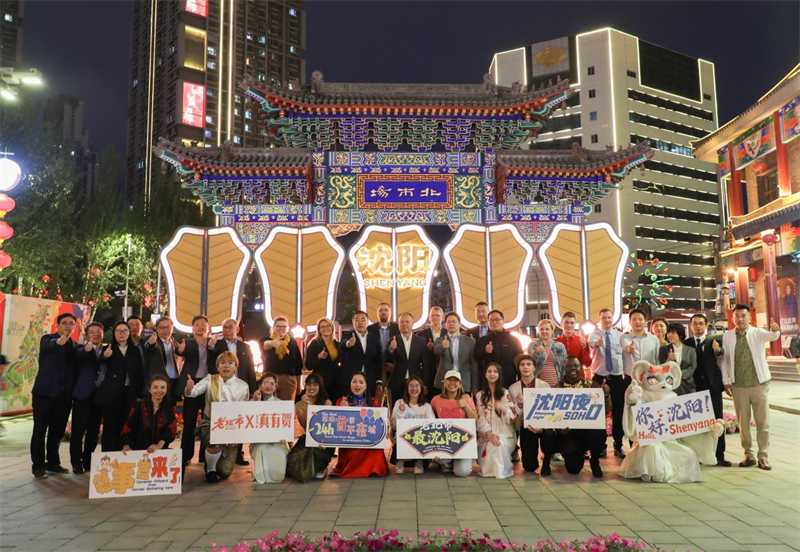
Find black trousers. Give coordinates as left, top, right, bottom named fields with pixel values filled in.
left=181, top=395, right=205, bottom=463
left=594, top=374, right=630, bottom=450
left=697, top=382, right=726, bottom=459
left=520, top=427, right=556, bottom=472
left=30, top=392, right=72, bottom=470
left=69, top=397, right=96, bottom=469
left=560, top=429, right=607, bottom=474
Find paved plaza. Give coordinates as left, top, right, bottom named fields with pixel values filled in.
left=1, top=389, right=799, bottom=552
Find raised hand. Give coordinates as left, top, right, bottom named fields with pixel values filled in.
left=516, top=394, right=524, bottom=408
left=595, top=336, right=604, bottom=348
left=302, top=394, right=311, bottom=405
left=712, top=340, right=721, bottom=353
left=626, top=378, right=642, bottom=404
left=177, top=340, right=186, bottom=354
left=485, top=341, right=493, bottom=354
left=625, top=341, right=635, bottom=355
left=398, top=401, right=406, bottom=412
left=84, top=341, right=94, bottom=352
left=579, top=334, right=587, bottom=348
left=346, top=333, right=356, bottom=348
left=427, top=338, right=434, bottom=351
left=769, top=318, right=781, bottom=332
left=318, top=348, right=328, bottom=359
left=667, top=349, right=676, bottom=362
left=185, top=374, right=194, bottom=395
left=252, top=389, right=262, bottom=401
left=148, top=333, right=158, bottom=346
left=535, top=341, right=544, bottom=355
left=442, top=334, right=450, bottom=349
left=103, top=345, right=113, bottom=358
left=263, top=340, right=273, bottom=350
left=208, top=336, right=217, bottom=348
left=389, top=335, right=397, bottom=352
left=56, top=332, right=70, bottom=346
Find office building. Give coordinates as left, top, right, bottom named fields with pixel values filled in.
left=0, top=0, right=23, bottom=69
left=125, top=0, right=306, bottom=205
left=492, top=28, right=720, bottom=313
left=44, top=95, right=100, bottom=198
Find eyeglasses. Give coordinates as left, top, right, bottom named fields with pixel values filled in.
left=488, top=317, right=503, bottom=322
left=115, top=329, right=130, bottom=334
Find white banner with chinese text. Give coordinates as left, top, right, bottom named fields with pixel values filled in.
left=210, top=400, right=295, bottom=444
left=89, top=450, right=182, bottom=498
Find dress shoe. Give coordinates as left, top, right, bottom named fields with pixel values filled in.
left=511, top=450, right=520, bottom=463
left=613, top=448, right=626, bottom=459
left=598, top=449, right=607, bottom=458
left=716, top=458, right=732, bottom=467
left=739, top=457, right=757, bottom=467
left=590, top=459, right=603, bottom=478
left=540, top=463, right=551, bottom=476
left=45, top=464, right=69, bottom=474
left=32, top=468, right=48, bottom=480
left=235, top=452, right=248, bottom=466
left=72, top=466, right=85, bottom=475
left=205, top=470, right=220, bottom=483
left=758, top=459, right=772, bottom=471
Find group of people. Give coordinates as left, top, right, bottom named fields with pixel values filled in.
left=30, top=300, right=777, bottom=484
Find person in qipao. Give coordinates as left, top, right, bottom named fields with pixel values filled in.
left=286, top=373, right=334, bottom=482
left=248, top=373, right=289, bottom=483
left=121, top=374, right=177, bottom=454
left=390, top=375, right=434, bottom=475
left=476, top=363, right=517, bottom=479
left=332, top=372, right=388, bottom=478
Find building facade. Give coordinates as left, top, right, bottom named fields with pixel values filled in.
left=491, top=28, right=720, bottom=317
left=693, top=64, right=800, bottom=355
left=43, top=95, right=99, bottom=198
left=0, top=0, right=23, bottom=69
left=125, top=0, right=306, bottom=205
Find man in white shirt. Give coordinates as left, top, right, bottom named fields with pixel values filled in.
left=720, top=304, right=780, bottom=470
left=620, top=309, right=660, bottom=376
left=588, top=308, right=625, bottom=458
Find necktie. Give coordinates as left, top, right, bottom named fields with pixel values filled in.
left=605, top=332, right=614, bottom=374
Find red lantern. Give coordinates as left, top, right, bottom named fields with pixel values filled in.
left=103, top=295, right=110, bottom=301
left=42, top=274, right=51, bottom=282
left=92, top=268, right=100, bottom=275
left=0, top=250, right=11, bottom=269
left=0, top=194, right=15, bottom=217
left=0, top=221, right=13, bottom=244
left=753, top=162, right=767, bottom=173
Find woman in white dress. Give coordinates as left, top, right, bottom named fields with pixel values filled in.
left=249, top=373, right=289, bottom=484
left=476, top=363, right=517, bottom=479
left=391, top=376, right=435, bottom=474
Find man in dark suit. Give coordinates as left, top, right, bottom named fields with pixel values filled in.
left=143, top=316, right=182, bottom=396
left=385, top=312, right=426, bottom=410
left=175, top=315, right=217, bottom=465
left=367, top=301, right=399, bottom=355
left=433, top=312, right=479, bottom=395
left=127, top=315, right=149, bottom=396
left=211, top=318, right=256, bottom=393
left=416, top=306, right=445, bottom=394
left=465, top=301, right=490, bottom=341
left=474, top=309, right=523, bottom=390
left=343, top=310, right=383, bottom=396
left=687, top=313, right=730, bottom=466
left=69, top=321, right=104, bottom=474
left=31, top=313, right=77, bottom=479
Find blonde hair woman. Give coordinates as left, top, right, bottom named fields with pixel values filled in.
left=305, top=317, right=343, bottom=403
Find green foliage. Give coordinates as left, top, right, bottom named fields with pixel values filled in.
left=0, top=96, right=214, bottom=317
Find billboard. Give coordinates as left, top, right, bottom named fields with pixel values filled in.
left=181, top=82, right=206, bottom=128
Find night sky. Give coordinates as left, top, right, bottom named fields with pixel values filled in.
left=20, top=1, right=800, bottom=158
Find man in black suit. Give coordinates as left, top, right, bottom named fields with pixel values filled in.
left=211, top=318, right=256, bottom=393
left=367, top=301, right=399, bottom=355
left=385, top=312, right=426, bottom=410
left=342, top=310, right=383, bottom=396
left=31, top=313, right=77, bottom=479
left=127, top=315, right=149, bottom=396
left=143, top=316, right=182, bottom=396
left=687, top=313, right=730, bottom=466
left=474, top=309, right=523, bottom=390
left=69, top=321, right=104, bottom=474
left=465, top=301, right=490, bottom=341
left=175, top=315, right=217, bottom=466
left=415, top=306, right=445, bottom=394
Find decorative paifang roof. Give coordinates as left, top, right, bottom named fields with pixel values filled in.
left=499, top=141, right=653, bottom=180
left=241, top=74, right=573, bottom=116
left=155, top=137, right=313, bottom=176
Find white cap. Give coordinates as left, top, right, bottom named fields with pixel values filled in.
left=442, top=369, right=462, bottom=382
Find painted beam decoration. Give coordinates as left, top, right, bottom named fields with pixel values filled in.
left=254, top=226, right=345, bottom=333
left=444, top=224, right=533, bottom=329
left=348, top=225, right=439, bottom=329
left=160, top=227, right=251, bottom=333
left=537, top=222, right=628, bottom=325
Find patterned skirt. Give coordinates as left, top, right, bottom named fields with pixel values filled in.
left=286, top=434, right=334, bottom=483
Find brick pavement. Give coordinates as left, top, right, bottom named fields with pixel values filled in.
left=1, top=407, right=798, bottom=552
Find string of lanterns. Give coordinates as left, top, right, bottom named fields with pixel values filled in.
left=0, top=155, right=21, bottom=269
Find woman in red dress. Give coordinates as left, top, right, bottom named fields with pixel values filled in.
left=332, top=372, right=388, bottom=478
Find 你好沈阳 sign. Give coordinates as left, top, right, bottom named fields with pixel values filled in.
left=631, top=390, right=716, bottom=445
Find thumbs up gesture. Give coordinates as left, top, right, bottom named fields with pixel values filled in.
left=389, top=335, right=397, bottom=352
left=626, top=377, right=642, bottom=404
left=667, top=349, right=676, bottom=362
left=208, top=335, right=217, bottom=349
left=148, top=333, right=158, bottom=346
left=485, top=340, right=493, bottom=354
left=57, top=332, right=70, bottom=346
left=103, top=345, right=113, bottom=358
left=712, top=340, right=721, bottom=353
left=318, top=347, right=328, bottom=359
left=534, top=340, right=544, bottom=355
left=579, top=334, right=587, bottom=348
left=177, top=340, right=186, bottom=354
left=442, top=334, right=450, bottom=349
left=769, top=318, right=781, bottom=332
left=594, top=335, right=604, bottom=348
left=346, top=333, right=356, bottom=348
left=398, top=401, right=406, bottom=412
left=252, top=389, right=262, bottom=401
left=427, top=338, right=434, bottom=351
left=185, top=374, right=194, bottom=395
left=84, top=341, right=93, bottom=352
left=625, top=341, right=635, bottom=355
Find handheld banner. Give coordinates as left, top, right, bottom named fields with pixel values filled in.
left=523, top=387, right=606, bottom=430
left=396, top=418, right=477, bottom=460
left=210, top=401, right=295, bottom=444
left=632, top=390, right=716, bottom=445
left=89, top=450, right=182, bottom=499
left=305, top=406, right=388, bottom=449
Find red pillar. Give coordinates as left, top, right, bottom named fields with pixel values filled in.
left=734, top=267, right=750, bottom=307
left=773, top=113, right=792, bottom=197
left=762, top=241, right=783, bottom=356
left=727, top=144, right=744, bottom=216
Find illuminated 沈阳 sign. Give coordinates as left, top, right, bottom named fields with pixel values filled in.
left=181, top=82, right=206, bottom=128
left=349, top=225, right=439, bottom=329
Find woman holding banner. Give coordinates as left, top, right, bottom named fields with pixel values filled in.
left=430, top=370, right=477, bottom=477
left=476, top=363, right=517, bottom=479
left=249, top=373, right=289, bottom=483
left=120, top=374, right=176, bottom=453
left=332, top=372, right=388, bottom=478
left=390, top=375, right=434, bottom=474
left=286, top=373, right=334, bottom=482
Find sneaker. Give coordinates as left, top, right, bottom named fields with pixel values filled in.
left=33, top=468, right=48, bottom=480
left=552, top=453, right=564, bottom=462
left=45, top=465, right=69, bottom=475
left=395, top=466, right=405, bottom=475
left=590, top=459, right=603, bottom=478
left=315, top=470, right=327, bottom=479
left=511, top=450, right=520, bottom=463
left=205, top=470, right=220, bottom=483
left=72, top=466, right=85, bottom=475
left=414, top=466, right=424, bottom=475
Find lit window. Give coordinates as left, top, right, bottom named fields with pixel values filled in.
left=587, top=66, right=595, bottom=76
left=591, top=134, right=599, bottom=144
left=589, top=112, right=597, bottom=121
left=4, top=14, right=12, bottom=22
left=588, top=89, right=596, bottom=99
left=183, top=25, right=207, bottom=71
left=233, top=136, right=241, bottom=144
left=245, top=124, right=252, bottom=132
left=132, top=79, right=139, bottom=88
left=289, top=45, right=297, bottom=54
left=205, top=130, right=213, bottom=138
left=234, top=108, right=240, bottom=116
left=245, top=110, right=252, bottom=119
left=288, top=83, right=293, bottom=90
left=137, top=161, right=144, bottom=169
left=259, top=49, right=265, bottom=57
left=170, top=45, right=176, bottom=54
left=206, top=115, right=214, bottom=124
left=289, top=8, right=297, bottom=16
left=246, top=32, right=253, bottom=40
left=208, top=46, right=216, bottom=56
left=207, top=61, right=216, bottom=70
left=258, top=36, right=266, bottom=44
left=206, top=88, right=215, bottom=97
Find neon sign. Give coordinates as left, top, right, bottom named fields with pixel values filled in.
left=184, top=0, right=208, bottom=17
left=181, top=82, right=206, bottom=128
